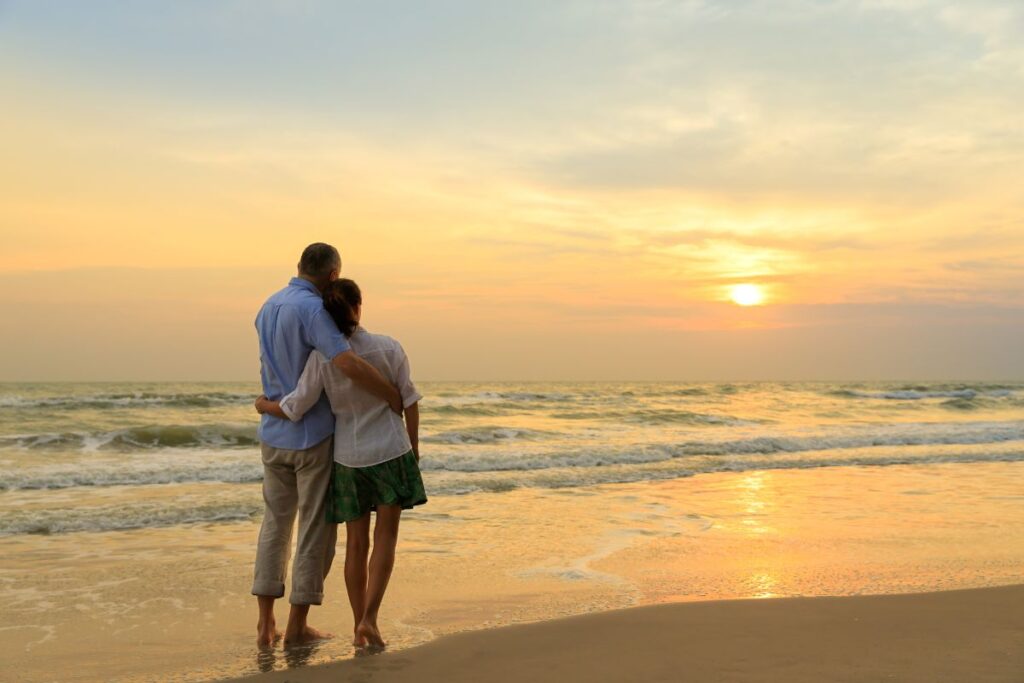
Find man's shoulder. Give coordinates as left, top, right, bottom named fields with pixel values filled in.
left=264, top=283, right=323, bottom=314
left=259, top=285, right=290, bottom=312
left=256, top=288, right=285, bottom=327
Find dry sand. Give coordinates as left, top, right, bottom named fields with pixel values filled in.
left=226, top=584, right=1024, bottom=683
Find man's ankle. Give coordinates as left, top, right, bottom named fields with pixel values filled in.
left=285, top=619, right=308, bottom=635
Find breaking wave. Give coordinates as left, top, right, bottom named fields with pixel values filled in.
left=0, top=423, right=259, bottom=452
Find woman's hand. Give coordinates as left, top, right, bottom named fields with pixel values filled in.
left=254, top=395, right=269, bottom=414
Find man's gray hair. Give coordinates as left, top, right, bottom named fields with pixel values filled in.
left=298, top=243, right=341, bottom=278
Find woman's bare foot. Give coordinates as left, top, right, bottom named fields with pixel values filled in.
left=283, top=625, right=334, bottom=646
left=256, top=619, right=282, bottom=648
left=352, top=629, right=369, bottom=648
left=356, top=621, right=386, bottom=649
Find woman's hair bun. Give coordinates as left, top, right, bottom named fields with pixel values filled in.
left=323, top=278, right=362, bottom=337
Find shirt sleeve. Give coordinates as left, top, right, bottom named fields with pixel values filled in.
left=306, top=308, right=350, bottom=360
left=279, top=353, right=327, bottom=422
left=393, top=343, right=423, bottom=409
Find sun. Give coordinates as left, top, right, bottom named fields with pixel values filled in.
left=729, top=283, right=765, bottom=306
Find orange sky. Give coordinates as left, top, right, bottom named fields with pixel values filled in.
left=1, top=2, right=1022, bottom=380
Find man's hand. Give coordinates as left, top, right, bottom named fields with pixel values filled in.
left=254, top=395, right=269, bottom=414
left=385, top=385, right=403, bottom=414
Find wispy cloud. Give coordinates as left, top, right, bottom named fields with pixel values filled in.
left=1, top=1, right=1022, bottom=378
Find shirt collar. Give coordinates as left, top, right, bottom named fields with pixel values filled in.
left=288, top=277, right=320, bottom=294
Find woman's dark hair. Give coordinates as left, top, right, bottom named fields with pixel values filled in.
left=323, top=278, right=362, bottom=337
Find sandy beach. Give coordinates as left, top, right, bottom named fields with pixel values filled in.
left=226, top=584, right=1024, bottom=683
left=3, top=459, right=1024, bottom=682
left=3, top=383, right=1024, bottom=682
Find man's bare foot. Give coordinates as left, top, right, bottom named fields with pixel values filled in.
left=256, top=620, right=282, bottom=648
left=356, top=621, right=386, bottom=649
left=283, top=625, right=334, bottom=646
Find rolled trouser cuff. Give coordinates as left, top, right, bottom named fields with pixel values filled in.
left=251, top=580, right=285, bottom=598
left=288, top=591, right=324, bottom=606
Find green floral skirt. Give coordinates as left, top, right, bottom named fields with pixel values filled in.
left=326, top=451, right=427, bottom=523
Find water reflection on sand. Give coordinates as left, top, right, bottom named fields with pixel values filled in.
left=2, top=461, right=1023, bottom=682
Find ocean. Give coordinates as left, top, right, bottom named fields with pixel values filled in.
left=1, top=380, right=1022, bottom=536
left=3, top=381, right=1023, bottom=682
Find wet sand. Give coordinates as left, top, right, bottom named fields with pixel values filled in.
left=226, top=584, right=1024, bottom=683
left=3, top=461, right=1023, bottom=682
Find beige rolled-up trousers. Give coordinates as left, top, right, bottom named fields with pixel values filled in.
left=251, top=436, right=337, bottom=605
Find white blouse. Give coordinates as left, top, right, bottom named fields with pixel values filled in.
left=279, top=326, right=422, bottom=467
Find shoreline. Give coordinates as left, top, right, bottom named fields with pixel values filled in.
left=225, top=584, right=1024, bottom=683
left=4, top=460, right=1023, bottom=683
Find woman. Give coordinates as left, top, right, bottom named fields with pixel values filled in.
left=256, top=278, right=426, bottom=649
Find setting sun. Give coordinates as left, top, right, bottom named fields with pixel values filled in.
left=730, top=284, right=766, bottom=307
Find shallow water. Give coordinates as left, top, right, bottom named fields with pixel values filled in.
left=1, top=461, right=1022, bottom=682
left=1, top=382, right=1023, bottom=681
left=1, top=381, right=1022, bottom=534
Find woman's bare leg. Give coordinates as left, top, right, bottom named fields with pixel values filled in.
left=357, top=504, right=401, bottom=648
left=344, top=514, right=371, bottom=646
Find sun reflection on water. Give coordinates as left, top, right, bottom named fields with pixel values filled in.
left=737, top=471, right=776, bottom=536
left=747, top=571, right=779, bottom=599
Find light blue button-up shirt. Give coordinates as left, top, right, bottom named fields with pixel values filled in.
left=256, top=277, right=351, bottom=450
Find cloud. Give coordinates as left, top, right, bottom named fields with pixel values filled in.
left=2, top=1, right=1023, bottom=379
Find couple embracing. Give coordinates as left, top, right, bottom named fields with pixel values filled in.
left=251, top=242, right=426, bottom=650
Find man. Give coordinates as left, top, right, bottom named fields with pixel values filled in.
left=253, top=242, right=401, bottom=647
